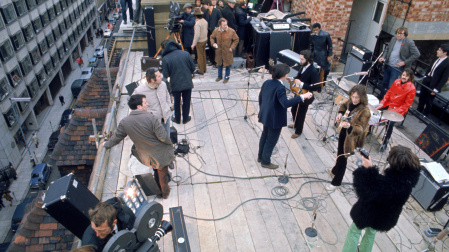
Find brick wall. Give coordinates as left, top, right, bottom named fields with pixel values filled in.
left=291, top=0, right=354, bottom=67
left=387, top=0, right=449, bottom=22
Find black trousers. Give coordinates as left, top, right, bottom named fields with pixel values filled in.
left=417, top=78, right=435, bottom=116
left=291, top=102, right=309, bottom=135
left=172, top=89, right=192, bottom=122
left=331, top=129, right=348, bottom=186
left=207, top=30, right=216, bottom=65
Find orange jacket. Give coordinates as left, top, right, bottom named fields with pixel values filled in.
left=379, top=79, right=416, bottom=116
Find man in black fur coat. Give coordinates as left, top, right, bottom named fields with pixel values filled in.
left=342, top=145, right=420, bottom=251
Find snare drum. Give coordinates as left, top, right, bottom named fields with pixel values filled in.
left=369, top=111, right=381, bottom=125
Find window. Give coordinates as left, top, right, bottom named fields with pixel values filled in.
left=11, top=32, right=25, bottom=51
left=51, top=52, right=59, bottom=66
left=36, top=69, right=47, bottom=86
left=17, top=90, right=30, bottom=112
left=57, top=46, right=64, bottom=59
left=63, top=40, right=69, bottom=52
left=20, top=55, right=33, bottom=75
left=46, top=32, right=54, bottom=47
left=38, top=39, right=47, bottom=54
left=8, top=67, right=23, bottom=87
left=22, top=24, right=35, bottom=42
left=44, top=60, right=52, bottom=75
left=41, top=11, right=49, bottom=27
left=0, top=14, right=4, bottom=30
left=64, top=18, right=70, bottom=29
left=27, top=78, right=39, bottom=98
left=59, top=23, right=66, bottom=34
left=25, top=0, right=36, bottom=10
left=68, top=33, right=74, bottom=45
left=61, top=0, right=67, bottom=10
left=3, top=108, right=17, bottom=127
left=36, top=0, right=46, bottom=4
left=0, top=40, right=14, bottom=62
left=32, top=18, right=42, bottom=33
left=13, top=0, right=28, bottom=16
left=0, top=78, right=11, bottom=101
left=48, top=8, right=55, bottom=20
left=373, top=2, right=385, bottom=24
left=55, top=2, right=62, bottom=15
left=30, top=46, right=40, bottom=64
left=1, top=4, right=18, bottom=24
left=53, top=28, right=60, bottom=41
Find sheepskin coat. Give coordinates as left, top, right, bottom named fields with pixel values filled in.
left=350, top=166, right=420, bottom=231
left=338, top=101, right=371, bottom=154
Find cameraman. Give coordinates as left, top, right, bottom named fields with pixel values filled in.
left=180, top=3, right=195, bottom=55
left=82, top=200, right=135, bottom=251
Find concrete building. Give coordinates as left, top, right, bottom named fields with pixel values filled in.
left=0, top=0, right=97, bottom=168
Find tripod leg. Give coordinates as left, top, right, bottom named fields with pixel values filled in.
left=155, top=34, right=172, bottom=57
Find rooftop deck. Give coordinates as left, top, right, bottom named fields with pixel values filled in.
left=102, top=52, right=449, bottom=251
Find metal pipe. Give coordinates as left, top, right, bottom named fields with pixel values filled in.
left=90, top=27, right=136, bottom=195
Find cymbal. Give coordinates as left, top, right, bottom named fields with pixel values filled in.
left=338, top=78, right=357, bottom=92
left=382, top=110, right=404, bottom=122
left=368, top=104, right=379, bottom=115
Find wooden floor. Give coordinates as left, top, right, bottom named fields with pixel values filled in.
left=106, top=52, right=449, bottom=252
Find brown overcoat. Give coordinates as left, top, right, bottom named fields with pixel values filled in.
left=338, top=102, right=371, bottom=154
left=104, top=110, right=174, bottom=168
left=210, top=27, right=239, bottom=67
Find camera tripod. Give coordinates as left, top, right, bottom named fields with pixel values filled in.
left=154, top=31, right=184, bottom=57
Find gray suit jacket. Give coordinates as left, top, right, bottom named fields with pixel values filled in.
left=104, top=110, right=174, bottom=168
left=383, top=37, right=420, bottom=69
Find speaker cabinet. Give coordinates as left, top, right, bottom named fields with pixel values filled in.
left=411, top=167, right=449, bottom=212
left=144, top=6, right=156, bottom=56
left=343, top=45, right=373, bottom=84
left=43, top=174, right=99, bottom=238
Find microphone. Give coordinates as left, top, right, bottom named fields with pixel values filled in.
left=356, top=72, right=369, bottom=76
left=290, top=63, right=298, bottom=68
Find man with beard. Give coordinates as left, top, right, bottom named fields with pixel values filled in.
left=288, top=50, right=320, bottom=138
left=376, top=68, right=416, bottom=152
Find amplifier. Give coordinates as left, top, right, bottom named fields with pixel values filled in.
left=350, top=45, right=372, bottom=61
left=170, top=206, right=191, bottom=252
left=411, top=167, right=449, bottom=212
left=43, top=174, right=99, bottom=238
left=277, top=49, right=301, bottom=72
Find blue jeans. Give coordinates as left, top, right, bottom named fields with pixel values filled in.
left=258, top=126, right=282, bottom=165
left=120, top=0, right=133, bottom=23
left=380, top=65, right=401, bottom=98
left=218, top=65, right=231, bottom=79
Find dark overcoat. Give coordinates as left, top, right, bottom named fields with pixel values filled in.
left=180, top=12, right=195, bottom=48
left=310, top=30, right=333, bottom=71
left=162, top=41, right=195, bottom=92
left=258, top=79, right=303, bottom=129
left=350, top=166, right=420, bottom=231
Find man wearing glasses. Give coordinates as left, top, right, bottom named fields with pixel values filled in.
left=378, top=27, right=420, bottom=99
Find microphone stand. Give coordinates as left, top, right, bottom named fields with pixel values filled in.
left=357, top=50, right=384, bottom=85
left=244, top=65, right=266, bottom=121
left=321, top=72, right=369, bottom=144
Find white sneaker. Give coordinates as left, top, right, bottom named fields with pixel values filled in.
left=325, top=184, right=338, bottom=191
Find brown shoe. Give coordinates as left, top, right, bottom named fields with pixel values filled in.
left=291, top=133, right=300, bottom=139
left=288, top=124, right=294, bottom=128
left=257, top=158, right=261, bottom=162
left=216, top=78, right=222, bottom=82
left=261, top=163, right=279, bottom=169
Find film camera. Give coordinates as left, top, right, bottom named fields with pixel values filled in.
left=103, top=202, right=173, bottom=252
left=166, top=1, right=182, bottom=33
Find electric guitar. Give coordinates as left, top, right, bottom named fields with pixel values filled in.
left=336, top=110, right=350, bottom=134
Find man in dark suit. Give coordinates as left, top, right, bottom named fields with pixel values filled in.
left=417, top=44, right=449, bottom=116
left=310, top=23, right=332, bottom=84
left=289, top=50, right=320, bottom=138
left=378, top=27, right=420, bottom=99
left=258, top=64, right=313, bottom=169
left=204, top=0, right=223, bottom=66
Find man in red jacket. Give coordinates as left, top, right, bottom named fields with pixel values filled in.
left=376, top=68, right=416, bottom=151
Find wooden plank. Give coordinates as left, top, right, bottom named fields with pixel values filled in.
left=178, top=184, right=201, bottom=252
left=193, top=183, right=219, bottom=251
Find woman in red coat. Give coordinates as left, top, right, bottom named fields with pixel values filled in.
left=376, top=68, right=416, bottom=152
